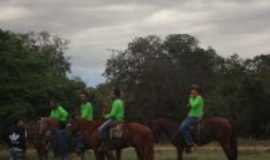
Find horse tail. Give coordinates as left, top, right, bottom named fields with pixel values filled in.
left=230, top=120, right=238, bottom=160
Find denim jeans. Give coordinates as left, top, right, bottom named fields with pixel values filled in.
left=74, top=132, right=85, bottom=153
left=51, top=129, right=69, bottom=159
left=9, top=148, right=25, bottom=160
left=179, top=117, right=199, bottom=146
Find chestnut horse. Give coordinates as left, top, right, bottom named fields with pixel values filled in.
left=148, top=117, right=237, bottom=160
left=69, top=118, right=154, bottom=160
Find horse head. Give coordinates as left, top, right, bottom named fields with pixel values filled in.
left=38, top=117, right=59, bottom=136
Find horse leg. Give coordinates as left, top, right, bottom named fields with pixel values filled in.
left=176, top=146, right=184, bottom=160
left=95, top=150, right=105, bottom=160
left=115, top=149, right=122, bottom=160
left=135, top=148, right=143, bottom=160
left=105, top=151, right=116, bottom=160
left=80, top=152, right=85, bottom=160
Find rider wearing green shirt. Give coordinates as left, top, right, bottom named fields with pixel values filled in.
left=180, top=84, right=204, bottom=153
left=49, top=100, right=69, bottom=125
left=80, top=92, right=93, bottom=121
left=74, top=91, right=94, bottom=155
left=98, top=88, right=125, bottom=146
left=48, top=98, right=69, bottom=159
left=188, top=95, right=204, bottom=118
left=104, top=99, right=124, bottom=121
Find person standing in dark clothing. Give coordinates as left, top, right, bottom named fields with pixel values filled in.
left=7, top=119, right=27, bottom=160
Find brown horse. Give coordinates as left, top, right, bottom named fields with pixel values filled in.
left=69, top=118, right=154, bottom=160
left=148, top=117, right=237, bottom=160
left=25, top=119, right=50, bottom=160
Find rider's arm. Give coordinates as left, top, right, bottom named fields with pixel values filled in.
left=58, top=106, right=69, bottom=122
left=105, top=101, right=120, bottom=119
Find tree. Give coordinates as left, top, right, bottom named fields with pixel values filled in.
left=105, top=34, right=222, bottom=121
left=0, top=29, right=85, bottom=123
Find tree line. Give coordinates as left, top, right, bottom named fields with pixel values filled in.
left=103, top=34, right=270, bottom=138
left=1, top=29, right=270, bottom=138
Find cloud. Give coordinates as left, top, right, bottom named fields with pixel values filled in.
left=0, top=6, right=29, bottom=22
left=1, top=0, right=270, bottom=86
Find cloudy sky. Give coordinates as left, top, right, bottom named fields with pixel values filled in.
left=1, top=0, right=270, bottom=86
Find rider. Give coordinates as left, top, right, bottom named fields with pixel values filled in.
left=74, top=90, right=94, bottom=154
left=180, top=84, right=204, bottom=153
left=79, top=90, right=93, bottom=121
left=98, top=88, right=125, bottom=149
left=49, top=98, right=69, bottom=128
left=48, top=98, right=69, bottom=159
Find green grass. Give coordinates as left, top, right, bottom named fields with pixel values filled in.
left=1, top=147, right=270, bottom=160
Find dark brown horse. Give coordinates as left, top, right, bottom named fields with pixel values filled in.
left=69, top=118, right=154, bottom=160
left=148, top=117, right=237, bottom=160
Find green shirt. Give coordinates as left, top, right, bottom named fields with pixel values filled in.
left=49, top=105, right=69, bottom=123
left=188, top=96, right=204, bottom=118
left=105, top=99, right=125, bottom=121
left=80, top=102, right=93, bottom=121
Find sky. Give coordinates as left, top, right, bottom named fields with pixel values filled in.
left=1, top=0, right=270, bottom=86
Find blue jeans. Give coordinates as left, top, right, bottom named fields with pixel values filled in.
left=51, top=129, right=69, bottom=159
left=179, top=117, right=199, bottom=146
left=74, top=132, right=85, bottom=153
left=9, top=148, right=25, bottom=160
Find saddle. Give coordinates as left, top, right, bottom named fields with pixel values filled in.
left=109, top=123, right=124, bottom=139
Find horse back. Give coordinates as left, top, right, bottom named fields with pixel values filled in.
left=199, top=116, right=233, bottom=139
left=119, top=122, right=154, bottom=143
left=202, top=117, right=232, bottom=129
left=125, top=122, right=153, bottom=134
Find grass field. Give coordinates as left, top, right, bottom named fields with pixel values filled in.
left=1, top=145, right=270, bottom=160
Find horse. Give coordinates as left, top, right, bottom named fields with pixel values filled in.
left=39, top=117, right=71, bottom=160
left=69, top=118, right=154, bottom=160
left=148, top=117, right=238, bottom=160
left=25, top=119, right=50, bottom=160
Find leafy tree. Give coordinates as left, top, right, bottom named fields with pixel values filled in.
left=0, top=29, right=85, bottom=123
left=105, top=34, right=222, bottom=121
left=104, top=33, right=270, bottom=137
